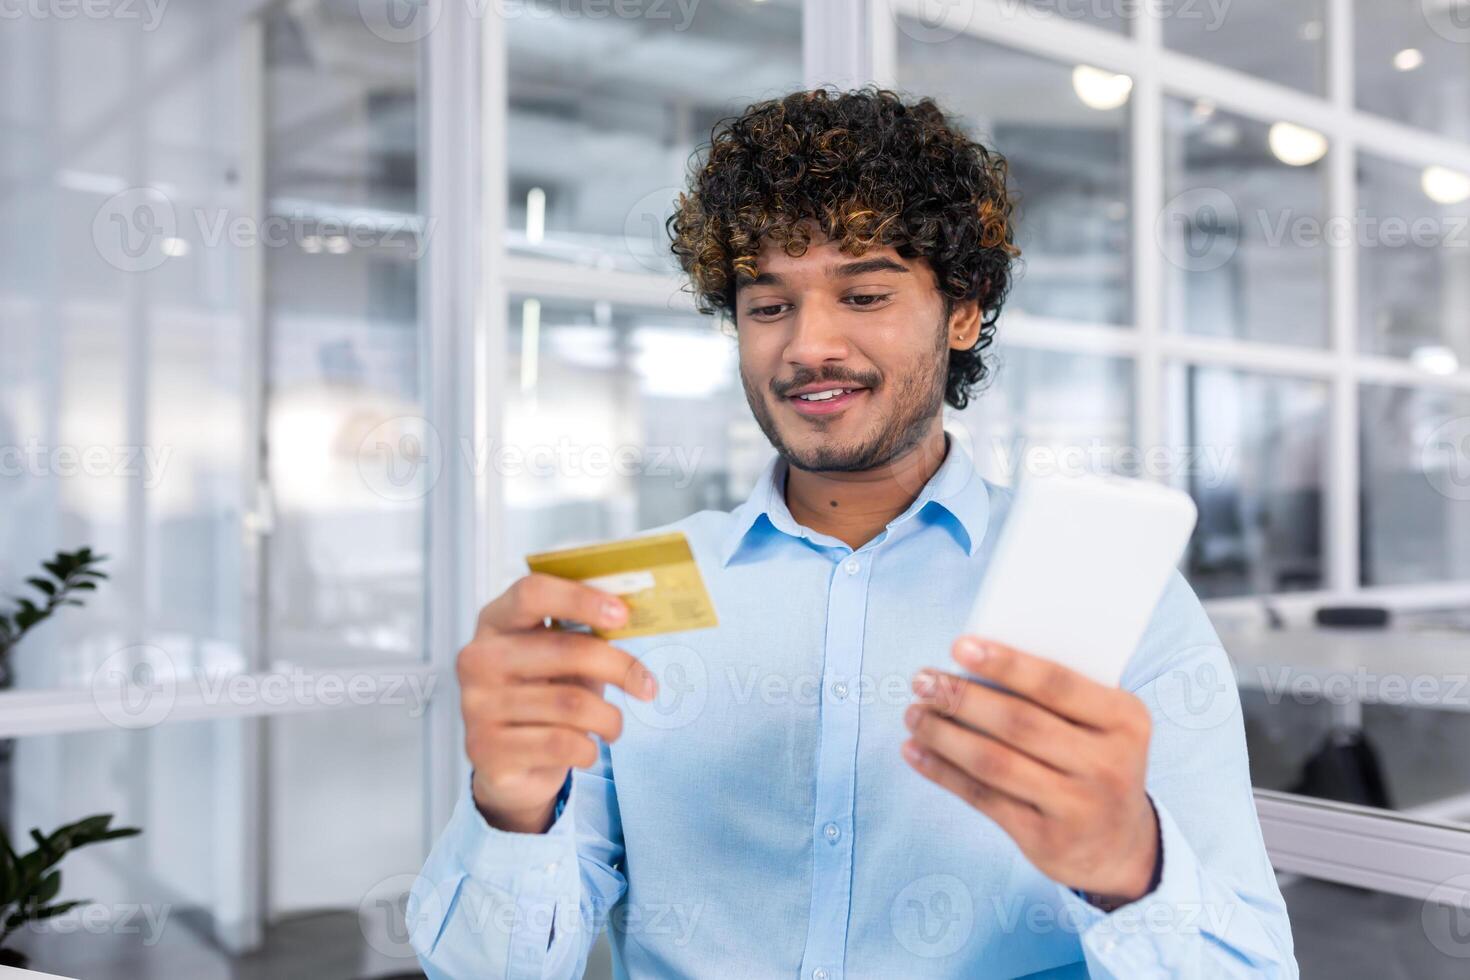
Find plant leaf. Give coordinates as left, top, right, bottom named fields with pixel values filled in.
left=35, top=871, right=59, bottom=906
left=29, top=899, right=85, bottom=922
left=24, top=579, right=55, bottom=597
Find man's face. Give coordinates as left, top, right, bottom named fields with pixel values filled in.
left=735, top=230, right=974, bottom=473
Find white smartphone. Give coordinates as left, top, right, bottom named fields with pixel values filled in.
left=962, top=473, right=1198, bottom=687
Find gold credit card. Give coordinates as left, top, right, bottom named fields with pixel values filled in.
left=525, top=531, right=718, bottom=640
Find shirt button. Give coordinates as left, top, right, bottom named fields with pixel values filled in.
left=813, top=969, right=829, bottom=980
left=823, top=822, right=841, bottom=843
left=832, top=681, right=848, bottom=700
left=545, top=862, right=559, bottom=875
left=843, top=557, right=860, bottom=575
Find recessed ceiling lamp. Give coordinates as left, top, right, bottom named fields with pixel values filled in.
left=1071, top=65, right=1133, bottom=110
left=1267, top=121, right=1328, bottom=166
left=1422, top=165, right=1470, bottom=205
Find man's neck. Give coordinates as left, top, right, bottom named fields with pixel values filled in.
left=783, top=425, right=950, bottom=552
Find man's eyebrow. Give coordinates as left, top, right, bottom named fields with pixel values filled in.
left=830, top=257, right=910, bottom=278
left=739, top=257, right=910, bottom=290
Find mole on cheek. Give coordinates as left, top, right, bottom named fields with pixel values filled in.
left=830, top=500, right=838, bottom=507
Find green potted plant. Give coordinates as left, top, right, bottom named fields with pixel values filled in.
left=0, top=815, right=141, bottom=968
left=0, top=549, right=142, bottom=968
left=0, top=548, right=110, bottom=691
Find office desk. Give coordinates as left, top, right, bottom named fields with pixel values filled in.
left=1219, top=624, right=1470, bottom=816
left=1220, top=624, right=1470, bottom=722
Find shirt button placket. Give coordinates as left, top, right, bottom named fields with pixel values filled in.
left=798, top=550, right=871, bottom=980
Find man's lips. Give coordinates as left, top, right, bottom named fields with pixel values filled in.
left=784, top=386, right=870, bottom=417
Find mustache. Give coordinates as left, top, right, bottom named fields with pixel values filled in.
left=772, top=369, right=881, bottom=398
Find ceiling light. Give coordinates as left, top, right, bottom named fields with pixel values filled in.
left=1267, top=122, right=1328, bottom=167
left=1394, top=47, right=1425, bottom=72
left=1412, top=345, right=1459, bottom=376
left=1422, top=165, right=1470, bottom=205
left=1071, top=65, right=1133, bottom=111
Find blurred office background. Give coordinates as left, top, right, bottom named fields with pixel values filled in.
left=5, top=0, right=1470, bottom=976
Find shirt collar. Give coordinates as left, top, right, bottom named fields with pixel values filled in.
left=719, top=431, right=990, bottom=566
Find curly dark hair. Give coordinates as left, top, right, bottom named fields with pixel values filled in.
left=667, top=86, right=1019, bottom=410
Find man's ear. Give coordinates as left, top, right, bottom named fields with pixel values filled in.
left=946, top=297, right=983, bottom=351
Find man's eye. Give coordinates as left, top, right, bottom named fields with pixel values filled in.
left=845, top=293, right=892, bottom=308
left=747, top=303, right=789, bottom=318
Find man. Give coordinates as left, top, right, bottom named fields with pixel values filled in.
left=410, top=88, right=1296, bottom=978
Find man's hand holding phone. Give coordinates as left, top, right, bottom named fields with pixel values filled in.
left=457, top=574, right=659, bottom=835
left=902, top=636, right=1160, bottom=906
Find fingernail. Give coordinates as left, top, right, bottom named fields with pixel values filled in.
left=902, top=741, right=928, bottom=766
left=904, top=704, right=922, bottom=729
left=603, top=599, right=627, bottom=625
left=640, top=668, right=657, bottom=699
left=956, top=637, right=987, bottom=663
left=913, top=670, right=936, bottom=696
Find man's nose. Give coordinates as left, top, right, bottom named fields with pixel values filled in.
left=782, top=303, right=850, bottom=367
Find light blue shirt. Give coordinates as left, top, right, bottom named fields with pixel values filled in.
left=410, top=434, right=1297, bottom=978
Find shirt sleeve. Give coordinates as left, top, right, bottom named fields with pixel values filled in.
left=1055, top=575, right=1299, bottom=978
left=410, top=738, right=626, bottom=980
